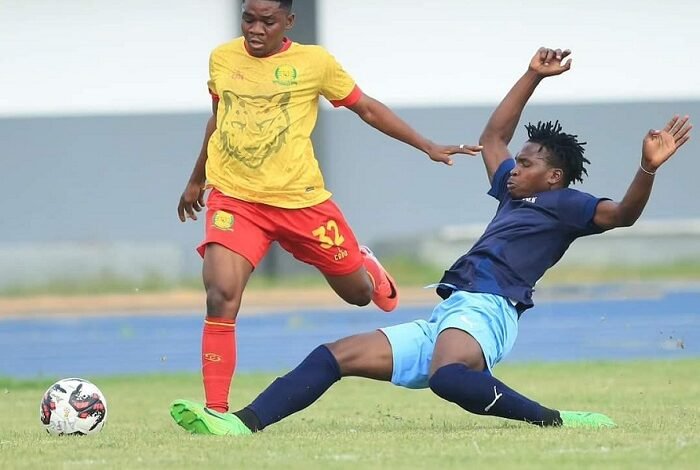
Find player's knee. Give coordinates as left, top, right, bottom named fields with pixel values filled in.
left=351, top=293, right=372, bottom=307
left=343, top=283, right=372, bottom=307
left=324, top=340, right=349, bottom=369
left=428, top=365, right=451, bottom=399
left=205, top=285, right=242, bottom=319
left=429, top=363, right=469, bottom=404
left=324, top=338, right=360, bottom=375
left=430, top=364, right=486, bottom=416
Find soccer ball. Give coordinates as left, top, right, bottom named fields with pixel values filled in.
left=40, top=378, right=108, bottom=436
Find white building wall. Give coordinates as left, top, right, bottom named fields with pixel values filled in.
left=319, top=0, right=700, bottom=106
left=0, top=0, right=238, bottom=117
left=4, top=1, right=698, bottom=116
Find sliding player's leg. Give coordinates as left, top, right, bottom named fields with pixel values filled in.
left=232, top=330, right=394, bottom=433
left=427, top=292, right=614, bottom=428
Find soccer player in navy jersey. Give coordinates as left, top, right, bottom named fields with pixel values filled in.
left=171, top=47, right=692, bottom=435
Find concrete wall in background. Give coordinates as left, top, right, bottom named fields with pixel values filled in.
left=411, top=220, right=700, bottom=271
left=2, top=100, right=699, bottom=282
left=1, top=113, right=207, bottom=280
left=322, top=100, right=700, bottom=243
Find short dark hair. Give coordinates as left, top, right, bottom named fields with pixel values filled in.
left=525, top=120, right=589, bottom=186
left=243, top=0, right=293, bottom=11
left=278, top=0, right=293, bottom=11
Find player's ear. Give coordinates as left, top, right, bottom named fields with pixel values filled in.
left=548, top=168, right=563, bottom=185
left=285, top=13, right=295, bottom=30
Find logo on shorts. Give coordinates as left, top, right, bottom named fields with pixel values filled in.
left=273, top=65, right=298, bottom=86
left=459, top=315, right=475, bottom=329
left=212, top=210, right=234, bottom=231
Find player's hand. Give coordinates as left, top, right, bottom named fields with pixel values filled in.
left=177, top=181, right=206, bottom=222
left=641, top=115, right=692, bottom=172
left=426, top=142, right=482, bottom=166
left=529, top=47, right=572, bottom=77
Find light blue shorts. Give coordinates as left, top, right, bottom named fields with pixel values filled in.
left=380, top=291, right=519, bottom=389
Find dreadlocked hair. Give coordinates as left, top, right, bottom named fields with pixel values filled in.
left=525, top=120, right=589, bottom=186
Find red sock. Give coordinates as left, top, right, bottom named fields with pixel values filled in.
left=201, top=316, right=236, bottom=412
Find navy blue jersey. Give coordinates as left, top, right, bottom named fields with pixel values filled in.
left=438, top=158, right=609, bottom=314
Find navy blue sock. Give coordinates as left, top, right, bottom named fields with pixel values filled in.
left=429, top=363, right=561, bottom=426
left=239, top=345, right=341, bottom=431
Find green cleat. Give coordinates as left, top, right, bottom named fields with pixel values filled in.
left=560, top=411, right=616, bottom=428
left=170, top=399, right=253, bottom=436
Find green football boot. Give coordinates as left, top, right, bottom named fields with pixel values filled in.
left=170, top=399, right=253, bottom=436
left=560, top=411, right=616, bottom=428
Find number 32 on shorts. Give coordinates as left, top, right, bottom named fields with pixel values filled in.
left=311, top=220, right=345, bottom=249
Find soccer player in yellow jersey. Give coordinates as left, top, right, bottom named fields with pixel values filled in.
left=171, top=0, right=481, bottom=422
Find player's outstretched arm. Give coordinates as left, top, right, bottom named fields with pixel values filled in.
left=177, top=103, right=218, bottom=222
left=593, top=115, right=692, bottom=230
left=347, top=94, right=481, bottom=166
left=479, top=47, right=572, bottom=183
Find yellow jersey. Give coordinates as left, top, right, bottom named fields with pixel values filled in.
left=206, top=37, right=362, bottom=208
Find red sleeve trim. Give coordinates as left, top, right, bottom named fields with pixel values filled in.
left=330, top=85, right=363, bottom=108
left=209, top=88, right=219, bottom=101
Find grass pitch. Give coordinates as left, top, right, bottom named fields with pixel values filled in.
left=1, top=360, right=698, bottom=469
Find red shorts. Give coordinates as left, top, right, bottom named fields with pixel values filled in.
left=197, top=189, right=364, bottom=276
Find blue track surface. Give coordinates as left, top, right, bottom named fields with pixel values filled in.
left=1, top=290, right=698, bottom=379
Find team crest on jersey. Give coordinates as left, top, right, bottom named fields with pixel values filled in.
left=220, top=91, right=291, bottom=169
left=212, top=210, right=234, bottom=231
left=273, top=65, right=298, bottom=86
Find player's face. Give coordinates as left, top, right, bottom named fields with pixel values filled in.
left=508, top=142, right=562, bottom=198
left=241, top=0, right=294, bottom=58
